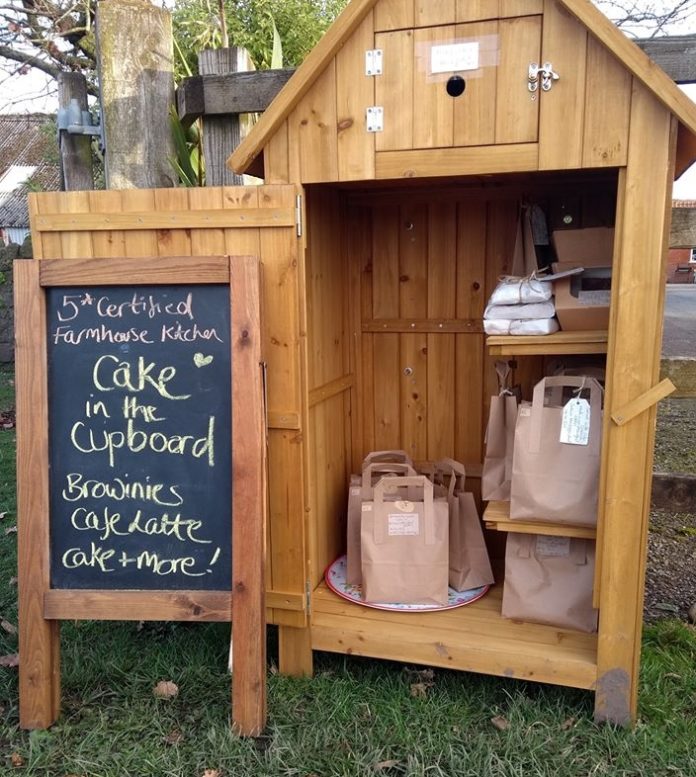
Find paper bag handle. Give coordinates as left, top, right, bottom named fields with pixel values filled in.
left=361, top=462, right=416, bottom=491
left=373, top=476, right=434, bottom=545
left=362, top=450, right=413, bottom=470
left=433, top=458, right=466, bottom=497
left=529, top=376, right=603, bottom=456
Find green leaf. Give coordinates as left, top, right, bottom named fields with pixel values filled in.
left=270, top=14, right=283, bottom=69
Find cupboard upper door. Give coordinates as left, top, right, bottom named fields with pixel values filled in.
left=376, top=16, right=541, bottom=152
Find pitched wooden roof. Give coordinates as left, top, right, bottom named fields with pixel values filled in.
left=228, top=0, right=696, bottom=175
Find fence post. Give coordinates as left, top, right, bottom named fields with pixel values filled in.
left=198, top=48, right=255, bottom=186
left=57, top=73, right=94, bottom=192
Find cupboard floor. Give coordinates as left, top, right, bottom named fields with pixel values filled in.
left=311, top=580, right=598, bottom=690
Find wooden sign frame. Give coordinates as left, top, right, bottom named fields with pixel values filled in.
left=15, top=254, right=266, bottom=736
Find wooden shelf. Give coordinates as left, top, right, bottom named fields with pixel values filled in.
left=486, top=330, right=608, bottom=356
left=484, top=501, right=596, bottom=540
left=311, top=581, right=597, bottom=690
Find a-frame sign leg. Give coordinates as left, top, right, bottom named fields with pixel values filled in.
left=230, top=256, right=267, bottom=736
left=15, top=260, right=61, bottom=729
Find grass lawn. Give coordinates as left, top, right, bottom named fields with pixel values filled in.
left=1, top=363, right=696, bottom=776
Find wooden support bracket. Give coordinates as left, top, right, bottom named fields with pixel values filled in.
left=611, top=378, right=676, bottom=427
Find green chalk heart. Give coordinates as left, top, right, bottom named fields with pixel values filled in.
left=194, top=353, right=214, bottom=368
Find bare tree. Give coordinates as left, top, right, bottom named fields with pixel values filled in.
left=595, top=0, right=696, bottom=36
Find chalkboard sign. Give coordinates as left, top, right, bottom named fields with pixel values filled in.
left=46, top=284, right=232, bottom=590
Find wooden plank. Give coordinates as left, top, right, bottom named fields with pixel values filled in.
left=373, top=334, right=401, bottom=448
left=611, top=378, right=675, bottom=427
left=264, top=121, right=290, bottom=183
left=372, top=205, right=401, bottom=320
left=16, top=261, right=60, bottom=730
left=33, top=208, right=295, bottom=232
left=582, top=37, right=632, bottom=168
left=43, top=589, right=304, bottom=620
left=121, top=189, right=159, bottom=258
left=595, top=84, right=676, bottom=726
left=538, top=0, right=587, bottom=170
left=398, top=203, right=428, bottom=320
left=39, top=256, right=230, bottom=286
left=375, top=144, right=539, bottom=178
left=415, top=0, right=455, bottom=30
left=374, top=0, right=414, bottom=31
left=400, top=332, right=428, bottom=460
left=230, top=256, right=266, bottom=737
left=456, top=0, right=499, bottom=22
left=308, top=374, right=355, bottom=407
left=495, top=15, right=541, bottom=144
left=499, top=0, right=544, bottom=14
left=453, top=21, right=498, bottom=147
left=483, top=501, right=596, bottom=539
left=557, top=0, right=696, bottom=135
left=311, top=590, right=597, bottom=689
left=413, top=25, right=455, bottom=149
left=363, top=318, right=483, bottom=333
left=154, top=189, right=193, bottom=255
left=375, top=30, right=415, bottom=151
left=426, top=202, right=456, bottom=459
left=337, top=11, right=376, bottom=181
left=290, top=61, right=339, bottom=183
left=486, top=331, right=609, bottom=356
left=222, top=186, right=262, bottom=259
left=57, top=191, right=93, bottom=259
left=267, top=411, right=302, bottom=430
left=87, top=190, right=127, bottom=259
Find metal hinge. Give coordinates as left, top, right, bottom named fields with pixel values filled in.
left=306, top=580, right=312, bottom=612
left=366, top=106, right=384, bottom=133
left=295, top=194, right=303, bottom=238
left=528, top=62, right=560, bottom=93
left=365, top=49, right=383, bottom=76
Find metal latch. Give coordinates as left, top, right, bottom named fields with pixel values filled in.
left=528, top=62, right=560, bottom=93
left=366, top=106, right=384, bottom=133
left=365, top=49, right=383, bottom=76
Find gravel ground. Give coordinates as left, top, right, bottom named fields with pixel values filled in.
left=645, top=398, right=696, bottom=622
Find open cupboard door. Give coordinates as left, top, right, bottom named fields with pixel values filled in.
left=27, top=184, right=311, bottom=647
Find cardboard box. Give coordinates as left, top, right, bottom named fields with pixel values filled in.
left=553, top=266, right=611, bottom=331
left=551, top=227, right=615, bottom=267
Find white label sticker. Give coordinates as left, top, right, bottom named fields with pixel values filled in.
left=350, top=488, right=360, bottom=496
left=361, top=503, right=373, bottom=512
left=560, top=397, right=591, bottom=446
left=431, top=42, right=479, bottom=74
left=536, top=535, right=571, bottom=557
left=388, top=513, right=419, bottom=536
left=519, top=405, right=531, bottom=417
left=394, top=500, right=414, bottom=513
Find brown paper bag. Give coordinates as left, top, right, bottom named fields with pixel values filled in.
left=434, top=459, right=495, bottom=591
left=481, top=363, right=518, bottom=502
left=346, top=462, right=416, bottom=585
left=510, top=376, right=602, bottom=526
left=502, top=533, right=598, bottom=633
left=361, top=476, right=449, bottom=605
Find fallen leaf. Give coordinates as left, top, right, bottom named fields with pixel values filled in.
left=153, top=680, right=178, bottom=699
left=664, top=672, right=682, bottom=680
left=1, top=619, right=17, bottom=635
left=163, top=729, right=183, bottom=745
left=451, top=725, right=461, bottom=734
left=0, top=653, right=19, bottom=668
left=201, top=770, right=221, bottom=777
left=410, top=682, right=429, bottom=699
left=0, top=512, right=7, bottom=520
left=491, top=715, right=509, bottom=731
left=5, top=526, right=17, bottom=535
left=10, top=752, right=24, bottom=767
left=561, top=717, right=576, bottom=731
left=375, top=760, right=401, bottom=770
left=8, top=577, right=17, bottom=587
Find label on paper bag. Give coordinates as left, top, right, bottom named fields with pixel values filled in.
left=560, top=398, right=591, bottom=445
left=431, top=42, right=479, bottom=73
left=362, top=503, right=373, bottom=512
left=395, top=500, right=414, bottom=513
left=350, top=487, right=360, bottom=496
left=388, top=513, right=419, bottom=536
left=536, top=536, right=571, bottom=557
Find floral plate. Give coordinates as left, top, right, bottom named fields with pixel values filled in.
left=324, top=555, right=490, bottom=612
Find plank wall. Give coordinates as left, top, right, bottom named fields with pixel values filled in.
left=263, top=0, right=632, bottom=185
left=28, top=186, right=308, bottom=628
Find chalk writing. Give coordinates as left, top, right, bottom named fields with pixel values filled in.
left=47, top=285, right=232, bottom=590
